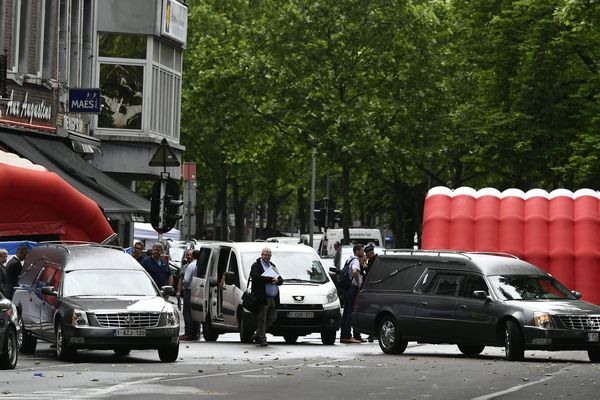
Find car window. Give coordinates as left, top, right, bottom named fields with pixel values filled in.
left=426, top=273, right=464, bottom=296
left=196, top=248, right=211, bottom=278
left=488, top=275, right=576, bottom=300
left=460, top=275, right=489, bottom=298
left=62, top=270, right=159, bottom=297
left=227, top=251, right=240, bottom=287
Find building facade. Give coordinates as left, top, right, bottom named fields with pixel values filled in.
left=0, top=0, right=187, bottom=246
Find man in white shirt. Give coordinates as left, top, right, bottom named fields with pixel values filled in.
left=340, top=244, right=364, bottom=344
left=180, top=250, right=200, bottom=341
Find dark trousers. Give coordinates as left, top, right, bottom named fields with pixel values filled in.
left=255, top=297, right=277, bottom=342
left=341, top=286, right=358, bottom=338
left=183, top=288, right=200, bottom=337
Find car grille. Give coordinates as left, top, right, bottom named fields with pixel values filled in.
left=95, top=313, right=160, bottom=328
left=556, top=315, right=600, bottom=331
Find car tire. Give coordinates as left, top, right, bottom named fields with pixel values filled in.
left=321, top=329, right=337, bottom=345
left=19, top=318, right=37, bottom=354
left=114, top=348, right=131, bottom=356
left=202, top=318, right=219, bottom=342
left=158, top=344, right=179, bottom=362
left=0, top=326, right=18, bottom=370
left=283, top=334, right=298, bottom=344
left=55, top=321, right=76, bottom=362
left=378, top=315, right=408, bottom=355
left=457, top=344, right=485, bottom=356
left=504, top=319, right=525, bottom=361
left=588, top=350, right=600, bottom=363
left=239, top=311, right=255, bottom=343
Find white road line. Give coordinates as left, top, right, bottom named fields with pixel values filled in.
left=470, top=365, right=572, bottom=400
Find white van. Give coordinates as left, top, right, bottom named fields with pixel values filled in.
left=322, top=228, right=383, bottom=256
left=189, top=242, right=341, bottom=344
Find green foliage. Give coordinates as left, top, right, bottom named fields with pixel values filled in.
left=181, top=0, right=600, bottom=246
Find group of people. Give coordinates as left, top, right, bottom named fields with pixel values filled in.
left=0, top=245, right=29, bottom=300
left=337, top=241, right=378, bottom=344
left=132, top=241, right=200, bottom=341
left=133, top=240, right=376, bottom=348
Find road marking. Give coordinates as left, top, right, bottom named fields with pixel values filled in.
left=470, top=365, right=572, bottom=400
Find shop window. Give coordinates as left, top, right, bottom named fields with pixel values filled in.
left=98, top=63, right=143, bottom=130
left=99, top=33, right=146, bottom=59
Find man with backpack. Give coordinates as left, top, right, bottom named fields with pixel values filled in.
left=339, top=244, right=364, bottom=344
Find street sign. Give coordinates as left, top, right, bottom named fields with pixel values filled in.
left=149, top=138, right=181, bottom=167
left=68, top=88, right=101, bottom=113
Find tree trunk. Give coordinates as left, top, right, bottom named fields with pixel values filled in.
left=232, top=181, right=247, bottom=241
left=297, top=187, right=307, bottom=233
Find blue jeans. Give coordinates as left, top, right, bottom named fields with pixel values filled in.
left=340, top=286, right=358, bottom=339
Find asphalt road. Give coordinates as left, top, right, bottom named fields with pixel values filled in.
left=1, top=333, right=599, bottom=400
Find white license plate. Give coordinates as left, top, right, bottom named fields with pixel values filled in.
left=114, top=329, right=146, bottom=337
left=588, top=332, right=599, bottom=342
left=287, top=312, right=314, bottom=319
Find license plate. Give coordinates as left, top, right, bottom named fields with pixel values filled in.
left=588, top=332, right=599, bottom=342
left=287, top=312, right=314, bottom=319
left=114, top=329, right=146, bottom=337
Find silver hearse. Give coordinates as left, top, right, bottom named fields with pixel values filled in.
left=12, top=243, right=180, bottom=362
left=353, top=250, right=600, bottom=362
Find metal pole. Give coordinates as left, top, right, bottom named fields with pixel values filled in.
left=309, top=151, right=316, bottom=248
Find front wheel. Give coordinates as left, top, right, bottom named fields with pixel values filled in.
left=321, top=330, right=337, bottom=345
left=378, top=315, right=408, bottom=355
left=457, top=344, right=485, bottom=356
left=0, top=327, right=18, bottom=370
left=202, top=319, right=219, bottom=342
left=158, top=344, right=179, bottom=362
left=504, top=320, right=525, bottom=361
left=588, top=350, right=600, bottom=363
left=55, top=321, right=76, bottom=361
left=19, top=318, right=37, bottom=354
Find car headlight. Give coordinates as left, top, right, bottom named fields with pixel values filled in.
left=72, top=309, right=89, bottom=327
left=165, top=310, right=179, bottom=326
left=533, top=312, right=553, bottom=329
left=325, top=286, right=338, bottom=304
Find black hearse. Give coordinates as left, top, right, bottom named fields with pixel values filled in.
left=353, top=250, right=600, bottom=362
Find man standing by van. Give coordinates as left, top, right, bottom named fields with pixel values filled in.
left=340, top=244, right=364, bottom=344
left=249, top=247, right=283, bottom=347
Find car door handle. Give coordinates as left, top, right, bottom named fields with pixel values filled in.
left=459, top=304, right=468, bottom=310
left=419, top=302, right=428, bottom=306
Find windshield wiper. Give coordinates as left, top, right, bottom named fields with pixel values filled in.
left=284, top=278, right=317, bottom=283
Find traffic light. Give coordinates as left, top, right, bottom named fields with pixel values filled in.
left=314, top=208, right=325, bottom=227
left=149, top=177, right=183, bottom=233
left=163, top=179, right=183, bottom=232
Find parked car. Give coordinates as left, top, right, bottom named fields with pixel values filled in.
left=353, top=250, right=600, bottom=362
left=12, top=243, right=180, bottom=362
left=0, top=293, right=19, bottom=369
left=190, top=242, right=341, bottom=344
left=265, top=237, right=301, bottom=245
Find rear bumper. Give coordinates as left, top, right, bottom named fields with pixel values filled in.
left=523, top=326, right=600, bottom=351
left=271, top=307, right=341, bottom=335
left=64, top=325, right=180, bottom=350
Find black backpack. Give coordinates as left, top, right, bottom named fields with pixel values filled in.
left=338, top=258, right=354, bottom=290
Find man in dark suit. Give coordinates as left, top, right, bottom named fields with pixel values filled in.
left=249, top=247, right=283, bottom=347
left=5, top=245, right=28, bottom=299
left=0, top=249, right=8, bottom=297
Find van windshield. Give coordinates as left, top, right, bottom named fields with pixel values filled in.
left=241, top=252, right=329, bottom=284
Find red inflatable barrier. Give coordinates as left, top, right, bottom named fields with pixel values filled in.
left=422, top=186, right=600, bottom=305
left=0, top=163, right=114, bottom=242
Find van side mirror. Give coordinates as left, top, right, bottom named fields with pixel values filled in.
left=472, top=290, right=491, bottom=301
left=329, top=267, right=338, bottom=273
left=224, top=271, right=235, bottom=285
left=41, top=286, right=57, bottom=296
left=571, top=290, right=582, bottom=299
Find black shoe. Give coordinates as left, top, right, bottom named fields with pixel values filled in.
left=257, top=341, right=268, bottom=347
left=354, top=336, right=367, bottom=343
left=367, top=335, right=374, bottom=343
